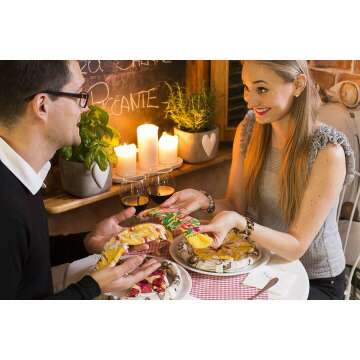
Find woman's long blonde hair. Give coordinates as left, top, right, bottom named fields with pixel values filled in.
left=243, top=60, right=320, bottom=224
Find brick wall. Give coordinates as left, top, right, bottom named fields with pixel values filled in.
left=309, top=60, right=360, bottom=91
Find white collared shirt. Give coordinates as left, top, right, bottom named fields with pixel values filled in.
left=0, top=137, right=51, bottom=195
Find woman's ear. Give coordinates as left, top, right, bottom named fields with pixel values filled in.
left=294, top=74, right=307, bottom=97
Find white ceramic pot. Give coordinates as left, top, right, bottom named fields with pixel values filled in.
left=59, top=158, right=112, bottom=198
left=174, top=126, right=219, bottom=163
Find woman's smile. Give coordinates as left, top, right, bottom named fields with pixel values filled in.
left=254, top=107, right=271, bottom=116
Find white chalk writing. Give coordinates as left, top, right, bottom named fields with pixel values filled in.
left=87, top=81, right=159, bottom=116
left=80, top=60, right=171, bottom=74
left=115, top=60, right=172, bottom=72
left=80, top=60, right=104, bottom=75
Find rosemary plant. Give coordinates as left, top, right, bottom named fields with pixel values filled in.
left=164, top=82, right=215, bottom=132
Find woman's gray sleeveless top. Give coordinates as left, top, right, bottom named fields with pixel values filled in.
left=240, top=113, right=355, bottom=279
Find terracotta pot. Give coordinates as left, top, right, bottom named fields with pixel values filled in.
left=59, top=158, right=112, bottom=198
left=174, top=126, right=219, bottom=163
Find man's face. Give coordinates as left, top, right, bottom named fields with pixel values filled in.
left=48, top=61, right=87, bottom=148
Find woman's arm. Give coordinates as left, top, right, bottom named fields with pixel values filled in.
left=248, top=143, right=346, bottom=261
left=201, top=143, right=346, bottom=258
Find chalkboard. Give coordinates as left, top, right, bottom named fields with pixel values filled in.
left=79, top=60, right=186, bottom=143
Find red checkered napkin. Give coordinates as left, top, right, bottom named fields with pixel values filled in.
left=189, top=272, right=268, bottom=300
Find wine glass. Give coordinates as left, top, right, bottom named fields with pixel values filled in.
left=146, top=169, right=176, bottom=205
left=120, top=178, right=150, bottom=216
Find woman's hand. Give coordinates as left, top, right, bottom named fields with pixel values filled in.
left=90, top=255, right=161, bottom=294
left=160, top=188, right=209, bottom=216
left=84, top=207, right=149, bottom=254
left=199, top=211, right=246, bottom=249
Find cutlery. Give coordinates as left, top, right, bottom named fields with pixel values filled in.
left=248, top=277, right=279, bottom=300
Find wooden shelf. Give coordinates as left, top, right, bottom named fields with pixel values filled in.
left=44, top=143, right=232, bottom=215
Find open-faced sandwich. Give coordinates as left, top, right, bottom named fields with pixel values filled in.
left=95, top=223, right=171, bottom=271
left=177, top=229, right=260, bottom=273
left=138, top=207, right=201, bottom=237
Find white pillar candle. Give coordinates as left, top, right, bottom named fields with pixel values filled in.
left=114, top=144, right=137, bottom=177
left=137, top=124, right=159, bottom=170
left=159, top=132, right=178, bottom=164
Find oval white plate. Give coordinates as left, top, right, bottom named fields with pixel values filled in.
left=169, top=236, right=270, bottom=277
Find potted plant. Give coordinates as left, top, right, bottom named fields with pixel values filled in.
left=59, top=105, right=120, bottom=198
left=164, top=82, right=218, bottom=163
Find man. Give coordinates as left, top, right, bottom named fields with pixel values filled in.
left=0, top=60, right=160, bottom=299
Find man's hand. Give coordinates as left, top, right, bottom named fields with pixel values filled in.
left=90, top=255, right=161, bottom=294
left=84, top=207, right=148, bottom=254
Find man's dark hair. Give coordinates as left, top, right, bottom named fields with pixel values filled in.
left=0, top=61, right=71, bottom=127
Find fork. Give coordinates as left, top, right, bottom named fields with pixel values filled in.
left=248, top=277, right=279, bottom=300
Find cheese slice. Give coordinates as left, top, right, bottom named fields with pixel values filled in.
left=95, top=241, right=127, bottom=270
left=192, top=229, right=257, bottom=261
left=186, top=233, right=213, bottom=249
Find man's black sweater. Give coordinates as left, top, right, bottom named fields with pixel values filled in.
left=0, top=160, right=101, bottom=299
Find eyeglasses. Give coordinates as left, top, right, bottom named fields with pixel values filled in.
left=25, top=90, right=89, bottom=108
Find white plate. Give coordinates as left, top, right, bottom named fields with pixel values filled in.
left=169, top=236, right=271, bottom=277
left=112, top=157, right=183, bottom=184
left=109, top=256, right=192, bottom=300
left=176, top=265, right=192, bottom=299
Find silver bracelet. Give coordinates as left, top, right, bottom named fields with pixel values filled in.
left=240, top=216, right=255, bottom=241
left=200, top=190, right=215, bottom=213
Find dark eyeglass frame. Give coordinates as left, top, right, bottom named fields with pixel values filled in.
left=25, top=90, right=89, bottom=108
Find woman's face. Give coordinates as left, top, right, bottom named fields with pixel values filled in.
left=242, top=61, right=297, bottom=125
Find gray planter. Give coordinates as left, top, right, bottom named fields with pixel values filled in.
left=59, top=158, right=112, bottom=198
left=174, top=126, right=219, bottom=163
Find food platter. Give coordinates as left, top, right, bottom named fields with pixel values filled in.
left=169, top=236, right=270, bottom=277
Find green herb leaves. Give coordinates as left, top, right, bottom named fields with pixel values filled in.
left=60, top=105, right=120, bottom=170
left=164, top=82, right=215, bottom=132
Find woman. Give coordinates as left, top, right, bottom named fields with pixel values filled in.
left=162, top=61, right=355, bottom=300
